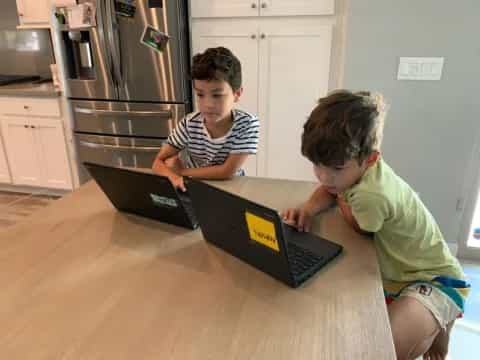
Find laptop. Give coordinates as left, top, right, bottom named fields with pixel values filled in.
left=83, top=162, right=198, bottom=229
left=187, top=179, right=343, bottom=288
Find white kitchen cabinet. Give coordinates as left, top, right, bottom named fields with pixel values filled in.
left=35, top=119, right=73, bottom=189
left=1, top=118, right=42, bottom=187
left=16, top=0, right=51, bottom=27
left=1, top=117, right=72, bottom=189
left=1, top=108, right=72, bottom=189
left=259, top=0, right=334, bottom=17
left=192, top=18, right=332, bottom=180
left=191, top=0, right=259, bottom=18
left=190, top=0, right=334, bottom=18
left=0, top=136, right=12, bottom=184
left=258, top=19, right=332, bottom=181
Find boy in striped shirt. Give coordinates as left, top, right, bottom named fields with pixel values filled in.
left=152, top=47, right=259, bottom=191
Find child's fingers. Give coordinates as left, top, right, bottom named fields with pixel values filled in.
left=282, top=208, right=298, bottom=224
left=297, top=211, right=311, bottom=232
left=178, top=179, right=187, bottom=192
left=303, top=217, right=311, bottom=232
left=297, top=212, right=306, bottom=232
left=281, top=208, right=292, bottom=220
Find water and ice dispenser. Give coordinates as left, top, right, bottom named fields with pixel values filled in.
left=62, top=30, right=94, bottom=80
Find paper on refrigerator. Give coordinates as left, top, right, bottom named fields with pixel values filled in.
left=67, top=2, right=96, bottom=28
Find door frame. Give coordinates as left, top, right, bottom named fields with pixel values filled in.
left=457, top=131, right=480, bottom=260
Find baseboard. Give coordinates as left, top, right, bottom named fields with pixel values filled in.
left=0, top=183, right=70, bottom=197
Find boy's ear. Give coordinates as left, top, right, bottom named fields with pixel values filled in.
left=233, top=86, right=243, bottom=102
left=365, top=151, right=380, bottom=166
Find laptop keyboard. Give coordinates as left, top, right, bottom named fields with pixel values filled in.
left=287, top=241, right=324, bottom=279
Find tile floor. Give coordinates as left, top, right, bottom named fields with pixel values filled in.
left=0, top=190, right=59, bottom=230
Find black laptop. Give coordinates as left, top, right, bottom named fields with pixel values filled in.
left=187, top=179, right=343, bottom=288
left=83, top=162, right=198, bottom=229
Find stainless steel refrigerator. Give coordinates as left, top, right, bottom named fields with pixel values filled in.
left=59, top=0, right=191, bottom=182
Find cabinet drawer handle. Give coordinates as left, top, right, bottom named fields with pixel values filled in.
left=251, top=34, right=256, bottom=39
left=251, top=3, right=257, bottom=8
left=23, top=105, right=30, bottom=110
left=24, top=124, right=28, bottom=128
left=261, top=2, right=267, bottom=8
left=260, top=33, right=266, bottom=39
left=74, top=107, right=172, bottom=118
left=79, top=140, right=162, bottom=152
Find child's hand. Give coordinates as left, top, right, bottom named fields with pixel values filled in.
left=281, top=206, right=314, bottom=232
left=170, top=175, right=186, bottom=192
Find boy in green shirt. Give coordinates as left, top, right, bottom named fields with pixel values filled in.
left=282, top=90, right=469, bottom=360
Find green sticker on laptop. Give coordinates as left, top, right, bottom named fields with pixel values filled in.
left=150, top=193, right=178, bottom=208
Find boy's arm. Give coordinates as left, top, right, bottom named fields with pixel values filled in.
left=151, top=144, right=181, bottom=179
left=304, top=185, right=337, bottom=214
left=180, top=153, right=249, bottom=179
left=282, top=185, right=336, bottom=232
left=337, top=195, right=372, bottom=235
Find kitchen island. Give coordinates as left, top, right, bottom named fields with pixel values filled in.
left=0, top=176, right=395, bottom=359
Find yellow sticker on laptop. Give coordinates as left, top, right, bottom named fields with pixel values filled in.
left=245, top=211, right=280, bottom=252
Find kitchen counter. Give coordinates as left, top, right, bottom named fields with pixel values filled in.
left=0, top=81, right=60, bottom=97
left=0, top=177, right=395, bottom=359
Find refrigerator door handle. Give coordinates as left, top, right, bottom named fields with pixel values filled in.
left=96, top=0, right=117, bottom=88
left=79, top=140, right=163, bottom=152
left=74, top=107, right=173, bottom=118
left=105, top=0, right=124, bottom=87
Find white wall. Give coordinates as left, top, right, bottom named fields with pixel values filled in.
left=342, top=0, right=480, bottom=245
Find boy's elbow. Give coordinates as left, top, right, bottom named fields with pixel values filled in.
left=220, top=165, right=238, bottom=179
left=222, top=169, right=236, bottom=179
left=152, top=157, right=165, bottom=175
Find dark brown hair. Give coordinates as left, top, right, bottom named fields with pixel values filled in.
left=191, top=47, right=242, bottom=91
left=301, top=90, right=386, bottom=166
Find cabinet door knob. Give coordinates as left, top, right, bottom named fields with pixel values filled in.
left=23, top=105, right=29, bottom=110
left=260, top=33, right=266, bottom=39
left=261, top=2, right=267, bottom=8
left=251, top=34, right=257, bottom=39
left=19, top=13, right=24, bottom=17
left=251, top=3, right=257, bottom=8
left=24, top=124, right=28, bottom=128
left=31, top=125, right=36, bottom=129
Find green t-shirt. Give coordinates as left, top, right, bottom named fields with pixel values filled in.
left=340, top=158, right=464, bottom=282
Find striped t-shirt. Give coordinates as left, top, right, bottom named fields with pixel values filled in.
left=167, top=109, right=259, bottom=173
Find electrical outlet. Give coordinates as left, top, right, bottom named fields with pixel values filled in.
left=397, top=57, right=444, bottom=80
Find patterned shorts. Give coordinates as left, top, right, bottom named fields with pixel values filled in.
left=384, top=277, right=470, bottom=330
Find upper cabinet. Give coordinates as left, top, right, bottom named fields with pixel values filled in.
left=16, top=0, right=51, bottom=28
left=191, top=0, right=258, bottom=18
left=190, top=0, right=334, bottom=18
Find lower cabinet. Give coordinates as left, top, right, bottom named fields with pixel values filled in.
left=1, top=116, right=73, bottom=189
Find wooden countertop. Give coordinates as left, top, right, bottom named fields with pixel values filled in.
left=0, top=177, right=395, bottom=359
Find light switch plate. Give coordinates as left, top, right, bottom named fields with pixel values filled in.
left=397, top=57, right=444, bottom=80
